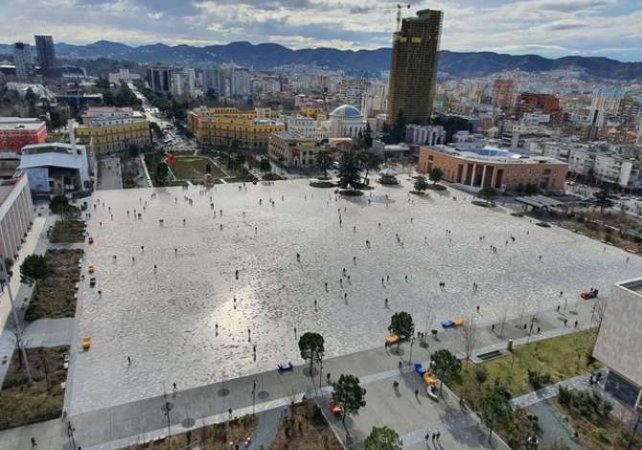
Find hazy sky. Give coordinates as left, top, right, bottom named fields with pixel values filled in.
left=2, top=0, right=641, bottom=61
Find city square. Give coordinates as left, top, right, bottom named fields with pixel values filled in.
left=66, top=178, right=642, bottom=415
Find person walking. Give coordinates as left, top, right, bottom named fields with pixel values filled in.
left=31, top=437, right=37, bottom=449
left=127, top=356, right=131, bottom=365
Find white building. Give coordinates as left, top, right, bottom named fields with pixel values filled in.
left=0, top=173, right=34, bottom=268
left=286, top=116, right=328, bottom=141
left=108, top=69, right=141, bottom=84
left=171, top=68, right=196, bottom=98
left=326, top=104, right=367, bottom=139
left=406, top=124, right=445, bottom=146
left=230, top=67, right=251, bottom=98
left=594, top=278, right=642, bottom=410
left=18, top=143, right=91, bottom=193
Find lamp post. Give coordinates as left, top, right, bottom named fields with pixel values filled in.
left=408, top=336, right=415, bottom=365
left=0, top=248, right=32, bottom=383
left=252, top=380, right=257, bottom=416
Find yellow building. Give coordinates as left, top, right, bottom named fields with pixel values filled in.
left=75, top=116, right=151, bottom=156
left=188, top=107, right=284, bottom=151
left=268, top=131, right=323, bottom=167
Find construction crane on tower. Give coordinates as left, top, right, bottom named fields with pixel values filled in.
left=396, top=3, right=411, bottom=31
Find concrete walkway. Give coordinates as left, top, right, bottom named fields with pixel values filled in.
left=0, top=297, right=600, bottom=450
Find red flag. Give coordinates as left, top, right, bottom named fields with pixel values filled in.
left=166, top=154, right=175, bottom=166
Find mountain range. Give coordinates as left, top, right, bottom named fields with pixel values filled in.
left=1, top=40, right=642, bottom=80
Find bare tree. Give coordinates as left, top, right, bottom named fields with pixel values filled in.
left=498, top=309, right=508, bottom=338
left=7, top=326, right=33, bottom=384
left=462, top=318, right=477, bottom=365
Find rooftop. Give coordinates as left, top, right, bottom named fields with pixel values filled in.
left=618, top=278, right=642, bottom=295
left=329, top=104, right=362, bottom=119
left=428, top=145, right=565, bottom=165
left=0, top=117, right=46, bottom=132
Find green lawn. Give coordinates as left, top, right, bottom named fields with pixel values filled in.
left=172, top=157, right=227, bottom=180
left=453, top=330, right=601, bottom=407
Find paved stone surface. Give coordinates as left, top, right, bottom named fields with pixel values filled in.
left=66, top=178, right=640, bottom=415
left=526, top=402, right=584, bottom=450
left=96, top=157, right=123, bottom=191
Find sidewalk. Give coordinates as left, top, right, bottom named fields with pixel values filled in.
left=50, top=298, right=598, bottom=450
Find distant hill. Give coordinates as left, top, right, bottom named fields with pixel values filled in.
left=1, top=40, right=641, bottom=80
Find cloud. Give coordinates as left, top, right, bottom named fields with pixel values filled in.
left=0, top=0, right=640, bottom=60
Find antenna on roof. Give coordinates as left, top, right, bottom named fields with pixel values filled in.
left=396, top=4, right=411, bottom=32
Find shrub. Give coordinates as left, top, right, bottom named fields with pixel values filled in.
left=528, top=369, right=552, bottom=390
left=594, top=427, right=607, bottom=440
left=475, top=367, right=488, bottom=384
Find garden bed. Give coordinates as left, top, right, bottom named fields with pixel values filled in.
left=25, top=249, right=84, bottom=321
left=0, top=346, right=69, bottom=429
left=270, top=401, right=342, bottom=450
left=310, top=181, right=336, bottom=188
left=49, top=220, right=86, bottom=243
left=123, top=414, right=257, bottom=450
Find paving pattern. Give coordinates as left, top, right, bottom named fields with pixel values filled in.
left=67, top=179, right=642, bottom=415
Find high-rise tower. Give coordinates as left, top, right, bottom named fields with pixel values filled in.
left=387, top=9, right=443, bottom=126
left=34, top=35, right=56, bottom=77
left=13, top=42, right=33, bottom=80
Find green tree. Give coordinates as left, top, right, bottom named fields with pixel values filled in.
left=338, top=151, right=362, bottom=189
left=414, top=176, right=430, bottom=194
left=363, top=122, right=373, bottom=149
left=259, top=158, right=271, bottom=172
left=429, top=167, right=443, bottom=185
left=478, top=187, right=499, bottom=205
left=298, top=332, right=324, bottom=382
left=593, top=187, right=615, bottom=215
left=128, top=144, right=140, bottom=158
left=315, top=149, right=333, bottom=179
left=478, top=390, right=514, bottom=444
left=431, top=349, right=462, bottom=395
left=357, top=151, right=382, bottom=184
left=388, top=311, right=414, bottom=344
left=332, top=374, right=366, bottom=432
left=20, top=255, right=49, bottom=283
left=364, top=425, right=402, bottom=450
left=154, top=162, right=169, bottom=185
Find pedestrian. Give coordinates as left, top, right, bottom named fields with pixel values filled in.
left=559, top=291, right=563, bottom=297
left=574, top=320, right=578, bottom=328
left=385, top=298, right=388, bottom=307
left=173, top=382, right=177, bottom=392
left=228, top=408, right=233, bottom=419
left=325, top=282, right=328, bottom=291
left=405, top=275, right=408, bottom=282
left=556, top=305, right=560, bottom=312
left=425, top=432, right=430, bottom=441
left=491, top=324, right=495, bottom=332
left=31, top=437, right=37, bottom=449
left=235, top=269, right=239, bottom=280
left=314, top=299, right=317, bottom=309
left=127, top=356, right=131, bottom=365
left=296, top=253, right=300, bottom=261
left=387, top=275, right=390, bottom=282
left=436, top=431, right=440, bottom=441
left=432, top=433, right=436, bottom=441
left=476, top=305, right=480, bottom=312
left=414, top=389, right=419, bottom=397
left=537, top=326, right=541, bottom=333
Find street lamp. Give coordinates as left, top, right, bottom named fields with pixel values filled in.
left=407, top=336, right=415, bottom=364
left=251, top=380, right=257, bottom=416
left=0, top=249, right=32, bottom=383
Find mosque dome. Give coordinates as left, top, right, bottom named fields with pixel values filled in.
left=329, top=104, right=362, bottom=118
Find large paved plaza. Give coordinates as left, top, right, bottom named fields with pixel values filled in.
left=67, top=178, right=641, bottom=415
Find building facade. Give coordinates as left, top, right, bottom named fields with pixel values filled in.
left=418, top=145, right=567, bottom=193
left=0, top=118, right=47, bottom=152
left=593, top=278, right=642, bottom=410
left=13, top=42, right=33, bottom=80
left=0, top=172, right=34, bottom=266
left=515, top=93, right=562, bottom=123
left=327, top=105, right=367, bottom=138
left=171, top=68, right=196, bottom=98
left=492, top=79, right=515, bottom=110
left=268, top=131, right=323, bottom=167
left=188, top=107, right=284, bottom=151
left=387, top=9, right=443, bottom=125
left=34, top=35, right=56, bottom=77
left=405, top=124, right=445, bottom=145
left=74, top=108, right=151, bottom=156
left=146, top=66, right=171, bottom=94
left=108, top=69, right=141, bottom=84
left=19, top=143, right=91, bottom=193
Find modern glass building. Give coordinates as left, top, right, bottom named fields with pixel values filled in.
left=34, top=35, right=56, bottom=77
left=387, top=9, right=443, bottom=126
